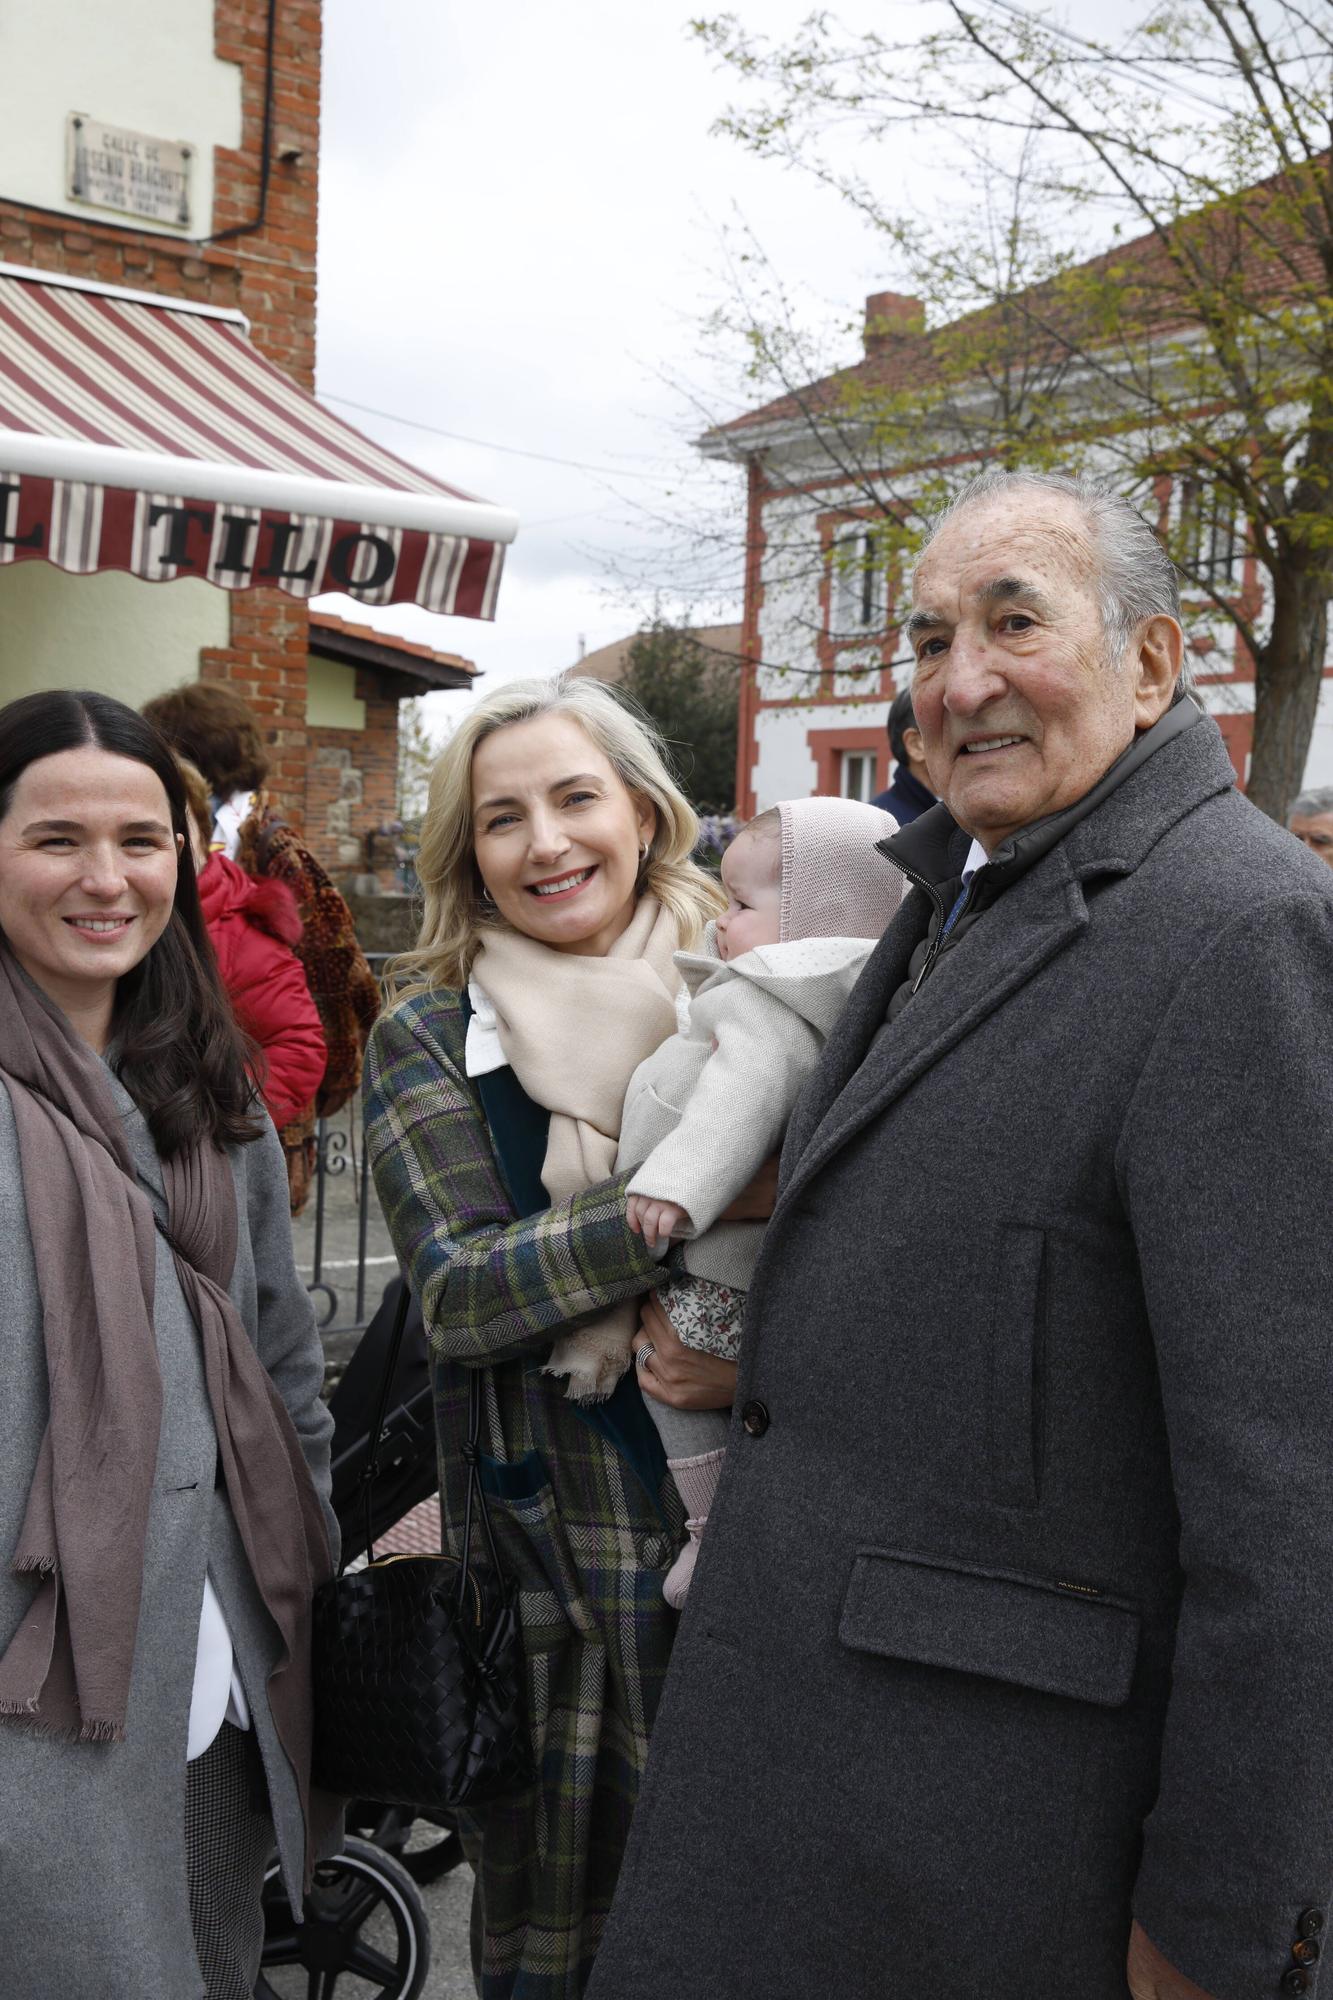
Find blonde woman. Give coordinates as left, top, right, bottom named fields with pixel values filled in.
left=363, top=675, right=741, bottom=1999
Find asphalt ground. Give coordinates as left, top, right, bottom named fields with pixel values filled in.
left=418, top=1856, right=476, bottom=1998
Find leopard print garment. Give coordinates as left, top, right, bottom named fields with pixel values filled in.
left=238, top=799, right=382, bottom=1212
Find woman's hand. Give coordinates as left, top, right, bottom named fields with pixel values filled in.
left=719, top=1154, right=780, bottom=1223
left=1126, top=1923, right=1218, bottom=2000
left=632, top=1294, right=738, bottom=1411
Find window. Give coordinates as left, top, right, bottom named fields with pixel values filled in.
left=831, top=526, right=888, bottom=636
left=1178, top=479, right=1242, bottom=586
left=809, top=726, right=886, bottom=801
left=840, top=750, right=877, bottom=802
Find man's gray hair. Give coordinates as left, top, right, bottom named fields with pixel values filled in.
left=1289, top=785, right=1333, bottom=822
left=915, top=468, right=1185, bottom=677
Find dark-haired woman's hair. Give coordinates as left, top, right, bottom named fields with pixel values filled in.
left=0, top=689, right=263, bottom=1156
left=141, top=680, right=270, bottom=797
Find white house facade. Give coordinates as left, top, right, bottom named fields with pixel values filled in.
left=702, top=289, right=1333, bottom=818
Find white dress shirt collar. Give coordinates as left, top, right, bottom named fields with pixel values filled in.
left=961, top=838, right=989, bottom=889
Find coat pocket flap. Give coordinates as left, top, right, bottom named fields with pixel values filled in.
left=839, top=1549, right=1140, bottom=1709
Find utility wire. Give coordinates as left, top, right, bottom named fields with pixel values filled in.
left=321, top=390, right=684, bottom=486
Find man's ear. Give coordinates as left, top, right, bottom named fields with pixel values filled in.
left=902, top=725, right=927, bottom=767
left=1132, top=615, right=1184, bottom=730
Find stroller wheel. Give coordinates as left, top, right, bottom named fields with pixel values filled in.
left=255, top=1834, right=431, bottom=1999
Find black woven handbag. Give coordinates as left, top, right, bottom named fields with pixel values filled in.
left=311, top=1285, right=533, bottom=1811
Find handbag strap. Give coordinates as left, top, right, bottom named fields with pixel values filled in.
left=457, top=1367, right=506, bottom=1608
left=351, top=1277, right=414, bottom=1574
left=351, top=1278, right=509, bottom=1607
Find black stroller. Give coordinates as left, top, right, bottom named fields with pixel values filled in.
left=254, top=1277, right=467, bottom=2000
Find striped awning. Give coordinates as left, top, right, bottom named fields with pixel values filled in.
left=0, top=265, right=517, bottom=619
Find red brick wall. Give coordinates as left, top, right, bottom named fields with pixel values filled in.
left=213, top=0, right=321, bottom=388
left=735, top=458, right=768, bottom=818
left=0, top=0, right=324, bottom=842
left=200, top=590, right=311, bottom=808
left=305, top=671, right=403, bottom=886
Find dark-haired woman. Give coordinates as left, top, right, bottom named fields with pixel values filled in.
left=0, top=690, right=338, bottom=2000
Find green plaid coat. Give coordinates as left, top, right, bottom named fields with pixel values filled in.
left=364, top=990, right=683, bottom=2000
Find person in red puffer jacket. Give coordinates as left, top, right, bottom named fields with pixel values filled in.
left=177, top=757, right=327, bottom=1128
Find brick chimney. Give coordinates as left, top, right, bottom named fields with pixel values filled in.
left=863, top=290, right=925, bottom=353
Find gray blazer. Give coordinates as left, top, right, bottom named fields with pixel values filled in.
left=0, top=1074, right=336, bottom=2000
left=588, top=718, right=1333, bottom=2000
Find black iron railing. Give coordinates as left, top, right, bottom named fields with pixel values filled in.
left=305, top=1112, right=381, bottom=1334
left=302, top=952, right=399, bottom=1344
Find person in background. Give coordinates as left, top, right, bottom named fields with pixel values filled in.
left=0, top=690, right=337, bottom=2000
left=871, top=684, right=936, bottom=823
left=142, top=682, right=380, bottom=1212
left=1288, top=784, right=1333, bottom=869
left=176, top=756, right=327, bottom=1133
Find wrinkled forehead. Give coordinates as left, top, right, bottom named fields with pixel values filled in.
left=912, top=495, right=1097, bottom=611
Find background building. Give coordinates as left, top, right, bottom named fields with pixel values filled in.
left=705, top=254, right=1333, bottom=819
left=0, top=0, right=508, bottom=873
left=568, top=622, right=743, bottom=686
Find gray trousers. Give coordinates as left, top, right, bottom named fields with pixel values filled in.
left=184, top=1722, right=274, bottom=2000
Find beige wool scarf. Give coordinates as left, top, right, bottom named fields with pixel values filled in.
left=471, top=894, right=681, bottom=1398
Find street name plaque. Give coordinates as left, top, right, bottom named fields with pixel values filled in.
left=65, top=113, right=193, bottom=230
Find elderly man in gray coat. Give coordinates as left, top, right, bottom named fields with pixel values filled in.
left=588, top=469, right=1333, bottom=2000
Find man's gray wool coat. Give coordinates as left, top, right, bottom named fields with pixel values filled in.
left=586, top=717, right=1333, bottom=2000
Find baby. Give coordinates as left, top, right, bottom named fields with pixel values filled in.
left=619, top=795, right=905, bottom=1605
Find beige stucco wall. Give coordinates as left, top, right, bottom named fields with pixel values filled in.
left=0, top=561, right=229, bottom=706
left=0, top=0, right=241, bottom=239
left=307, top=655, right=366, bottom=730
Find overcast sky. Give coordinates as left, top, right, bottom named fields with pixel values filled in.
left=312, top=0, right=933, bottom=729
left=312, top=0, right=1177, bottom=735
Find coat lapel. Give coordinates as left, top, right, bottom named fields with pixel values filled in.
left=777, top=853, right=1087, bottom=1217
left=779, top=889, right=931, bottom=1169
left=775, top=712, right=1238, bottom=1222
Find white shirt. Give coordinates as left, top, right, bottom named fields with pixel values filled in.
left=465, top=980, right=508, bottom=1078
left=961, top=837, right=989, bottom=889
left=186, top=1573, right=252, bottom=1761
left=210, top=787, right=257, bottom=861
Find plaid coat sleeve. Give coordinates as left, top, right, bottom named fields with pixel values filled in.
left=363, top=990, right=663, bottom=1366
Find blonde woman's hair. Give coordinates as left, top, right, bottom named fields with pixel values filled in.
left=389, top=672, right=725, bottom=999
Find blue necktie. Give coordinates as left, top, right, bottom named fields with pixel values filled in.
left=940, top=885, right=970, bottom=939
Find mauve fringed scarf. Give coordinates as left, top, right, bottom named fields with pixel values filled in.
left=0, top=947, right=333, bottom=1865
